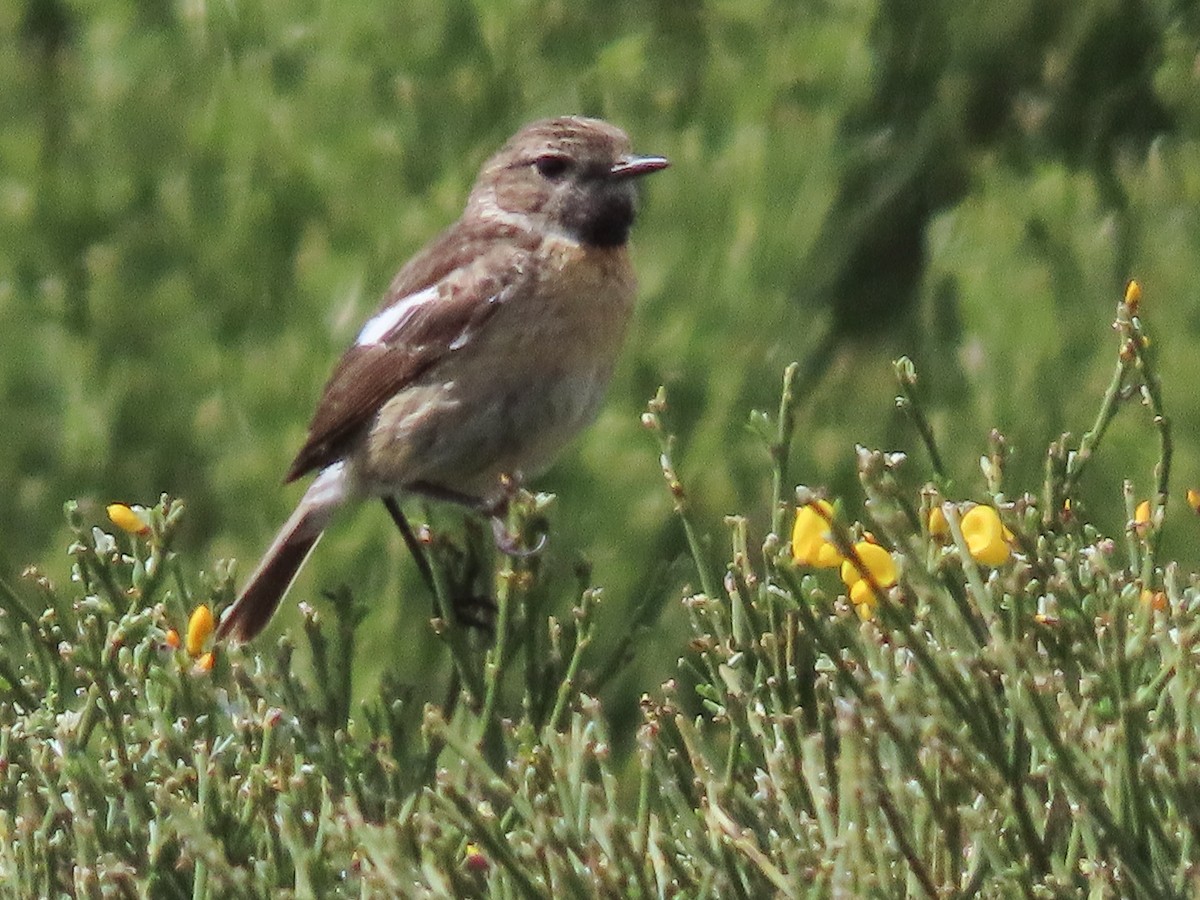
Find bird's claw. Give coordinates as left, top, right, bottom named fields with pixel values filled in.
left=491, top=516, right=547, bottom=557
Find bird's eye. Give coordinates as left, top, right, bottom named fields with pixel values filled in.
left=533, top=154, right=571, bottom=179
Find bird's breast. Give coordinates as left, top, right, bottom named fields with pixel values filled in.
left=455, top=234, right=636, bottom=383
left=524, top=234, right=636, bottom=347
left=358, top=234, right=638, bottom=499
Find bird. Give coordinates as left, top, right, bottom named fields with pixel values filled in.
left=217, top=116, right=668, bottom=641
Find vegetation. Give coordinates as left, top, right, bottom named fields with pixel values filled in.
left=3, top=288, right=1199, bottom=895
left=4, top=0, right=1200, bottom=895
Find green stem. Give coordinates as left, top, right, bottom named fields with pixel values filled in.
left=1134, top=318, right=1171, bottom=582
left=647, top=390, right=720, bottom=601
left=478, top=553, right=517, bottom=743
left=548, top=590, right=597, bottom=731
left=1062, top=354, right=1131, bottom=498
left=426, top=546, right=484, bottom=707
left=894, top=356, right=947, bottom=481
left=770, top=363, right=801, bottom=538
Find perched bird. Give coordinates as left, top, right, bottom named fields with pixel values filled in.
left=218, top=116, right=667, bottom=641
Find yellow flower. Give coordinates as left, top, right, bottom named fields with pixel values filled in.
left=1188, top=489, right=1200, bottom=514
left=928, top=505, right=949, bottom=540
left=840, top=541, right=897, bottom=618
left=960, top=505, right=1011, bottom=566
left=849, top=581, right=877, bottom=619
left=107, top=503, right=150, bottom=536
left=163, top=629, right=181, bottom=650
left=194, top=651, right=216, bottom=673
left=1124, top=279, right=1142, bottom=312
left=1141, top=589, right=1168, bottom=613
left=839, top=541, right=897, bottom=590
left=814, top=540, right=843, bottom=568
left=792, top=501, right=843, bottom=568
left=1134, top=500, right=1151, bottom=525
left=186, top=604, right=215, bottom=657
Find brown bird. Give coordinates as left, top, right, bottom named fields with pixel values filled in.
left=218, top=116, right=667, bottom=641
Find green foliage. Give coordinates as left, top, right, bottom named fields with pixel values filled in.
left=5, top=2, right=1200, bottom=891
left=3, top=286, right=1200, bottom=895
left=4, top=1, right=1200, bottom=661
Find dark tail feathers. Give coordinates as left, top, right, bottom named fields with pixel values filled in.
left=217, top=505, right=329, bottom=642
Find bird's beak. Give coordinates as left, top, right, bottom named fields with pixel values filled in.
left=609, top=155, right=670, bottom=179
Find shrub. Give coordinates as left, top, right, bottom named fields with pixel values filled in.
left=1, top=283, right=1198, bottom=897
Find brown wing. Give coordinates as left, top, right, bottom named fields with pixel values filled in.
left=284, top=220, right=539, bottom=482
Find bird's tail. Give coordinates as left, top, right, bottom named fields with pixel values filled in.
left=217, top=464, right=348, bottom=642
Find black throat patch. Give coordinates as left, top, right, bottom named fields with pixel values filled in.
left=562, top=180, right=638, bottom=248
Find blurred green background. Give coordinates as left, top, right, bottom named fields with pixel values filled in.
left=4, top=0, right=1200, bottom=702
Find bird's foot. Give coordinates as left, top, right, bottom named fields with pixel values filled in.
left=485, top=472, right=550, bottom=557
left=490, top=514, right=548, bottom=557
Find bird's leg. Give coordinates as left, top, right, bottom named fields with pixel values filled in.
left=408, top=478, right=548, bottom=558
left=382, top=495, right=496, bottom=631
left=381, top=496, right=436, bottom=596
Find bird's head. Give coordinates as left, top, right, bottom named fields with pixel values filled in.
left=469, top=116, right=668, bottom=248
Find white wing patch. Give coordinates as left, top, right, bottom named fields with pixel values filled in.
left=354, top=284, right=441, bottom=347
